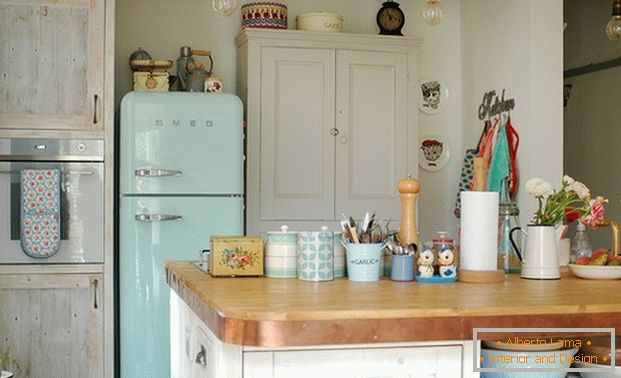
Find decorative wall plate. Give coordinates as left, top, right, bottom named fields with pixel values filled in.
left=419, top=134, right=450, bottom=171
left=419, top=79, right=449, bottom=114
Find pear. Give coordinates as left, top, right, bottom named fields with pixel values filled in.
left=589, top=253, right=608, bottom=266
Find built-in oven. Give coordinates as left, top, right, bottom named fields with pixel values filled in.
left=0, top=138, right=104, bottom=263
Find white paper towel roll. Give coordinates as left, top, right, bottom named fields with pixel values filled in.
left=460, top=191, right=499, bottom=271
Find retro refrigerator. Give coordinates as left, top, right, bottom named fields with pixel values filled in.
left=119, top=92, right=244, bottom=378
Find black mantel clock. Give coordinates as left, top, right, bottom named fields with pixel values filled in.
left=376, top=1, right=405, bottom=36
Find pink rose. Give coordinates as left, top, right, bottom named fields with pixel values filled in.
left=581, top=197, right=606, bottom=228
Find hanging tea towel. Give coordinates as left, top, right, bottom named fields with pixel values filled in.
left=20, top=169, right=61, bottom=258
left=487, top=119, right=510, bottom=193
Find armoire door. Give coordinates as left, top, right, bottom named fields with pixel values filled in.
left=334, top=50, right=409, bottom=219
left=259, top=47, right=336, bottom=221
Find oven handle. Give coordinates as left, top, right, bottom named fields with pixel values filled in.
left=135, top=214, right=183, bottom=222
left=135, top=168, right=182, bottom=177
left=0, top=170, right=94, bottom=175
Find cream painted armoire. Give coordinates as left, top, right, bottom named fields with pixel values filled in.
left=236, top=29, right=420, bottom=235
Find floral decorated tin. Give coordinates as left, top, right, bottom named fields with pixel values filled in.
left=209, top=236, right=264, bottom=276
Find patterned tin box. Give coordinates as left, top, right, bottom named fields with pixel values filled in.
left=209, top=236, right=264, bottom=276
left=241, top=2, right=287, bottom=29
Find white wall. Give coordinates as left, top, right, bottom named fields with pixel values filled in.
left=461, top=0, right=563, bottom=229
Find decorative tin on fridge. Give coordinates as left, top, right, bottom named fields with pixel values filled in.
left=209, top=236, right=264, bottom=276
left=132, top=71, right=169, bottom=92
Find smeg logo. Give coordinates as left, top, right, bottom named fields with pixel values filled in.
left=154, top=119, right=214, bottom=127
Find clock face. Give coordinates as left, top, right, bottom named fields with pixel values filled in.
left=377, top=4, right=404, bottom=35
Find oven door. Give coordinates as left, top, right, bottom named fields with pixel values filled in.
left=0, top=161, right=104, bottom=263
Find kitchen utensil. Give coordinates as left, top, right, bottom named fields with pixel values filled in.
left=510, top=225, right=561, bottom=279
left=186, top=69, right=210, bottom=92
left=390, top=254, right=414, bottom=281
left=398, top=176, right=420, bottom=247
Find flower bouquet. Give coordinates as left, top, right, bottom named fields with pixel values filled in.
left=526, top=175, right=607, bottom=227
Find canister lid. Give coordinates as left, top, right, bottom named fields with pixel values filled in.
left=432, top=231, right=454, bottom=245
left=297, top=12, right=343, bottom=20
left=267, top=224, right=297, bottom=235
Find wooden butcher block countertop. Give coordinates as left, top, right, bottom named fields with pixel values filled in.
left=165, top=261, right=621, bottom=347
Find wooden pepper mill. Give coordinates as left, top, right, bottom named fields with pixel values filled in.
left=398, top=175, right=420, bottom=247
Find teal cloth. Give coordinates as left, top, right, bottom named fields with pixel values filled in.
left=487, top=121, right=510, bottom=192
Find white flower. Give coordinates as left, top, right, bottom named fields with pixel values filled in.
left=568, top=180, right=590, bottom=199
left=563, top=175, right=575, bottom=186
left=526, top=178, right=553, bottom=198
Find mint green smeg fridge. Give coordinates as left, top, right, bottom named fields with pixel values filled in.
left=119, top=92, right=243, bottom=378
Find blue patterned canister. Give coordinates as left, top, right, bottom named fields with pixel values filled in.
left=297, top=226, right=334, bottom=281
left=333, top=232, right=346, bottom=278
left=265, top=225, right=298, bottom=278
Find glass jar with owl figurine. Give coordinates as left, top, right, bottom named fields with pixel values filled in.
left=415, top=231, right=458, bottom=283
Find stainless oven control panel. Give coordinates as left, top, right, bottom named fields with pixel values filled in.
left=0, top=138, right=104, bottom=161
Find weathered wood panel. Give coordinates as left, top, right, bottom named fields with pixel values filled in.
left=0, top=4, right=88, bottom=116
left=0, top=274, right=103, bottom=377
left=0, top=0, right=104, bottom=131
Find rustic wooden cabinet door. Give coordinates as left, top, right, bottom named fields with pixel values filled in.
left=334, top=50, right=408, bottom=220
left=0, top=0, right=105, bottom=131
left=0, top=273, right=104, bottom=377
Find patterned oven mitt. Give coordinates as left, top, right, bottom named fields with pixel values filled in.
left=20, top=169, right=61, bottom=258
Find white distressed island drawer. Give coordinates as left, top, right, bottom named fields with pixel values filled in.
left=243, top=344, right=462, bottom=378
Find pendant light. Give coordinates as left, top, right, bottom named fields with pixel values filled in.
left=212, top=0, right=237, bottom=16
left=606, top=0, right=621, bottom=41
left=421, top=0, right=443, bottom=25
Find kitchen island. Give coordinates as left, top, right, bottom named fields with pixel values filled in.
left=165, top=260, right=621, bottom=377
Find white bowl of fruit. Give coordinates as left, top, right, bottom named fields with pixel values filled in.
left=568, top=248, right=621, bottom=280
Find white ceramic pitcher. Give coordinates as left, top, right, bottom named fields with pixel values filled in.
left=509, top=225, right=561, bottom=279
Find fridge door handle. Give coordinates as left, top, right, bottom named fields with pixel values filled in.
left=135, top=213, right=183, bottom=222
left=134, top=168, right=183, bottom=177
